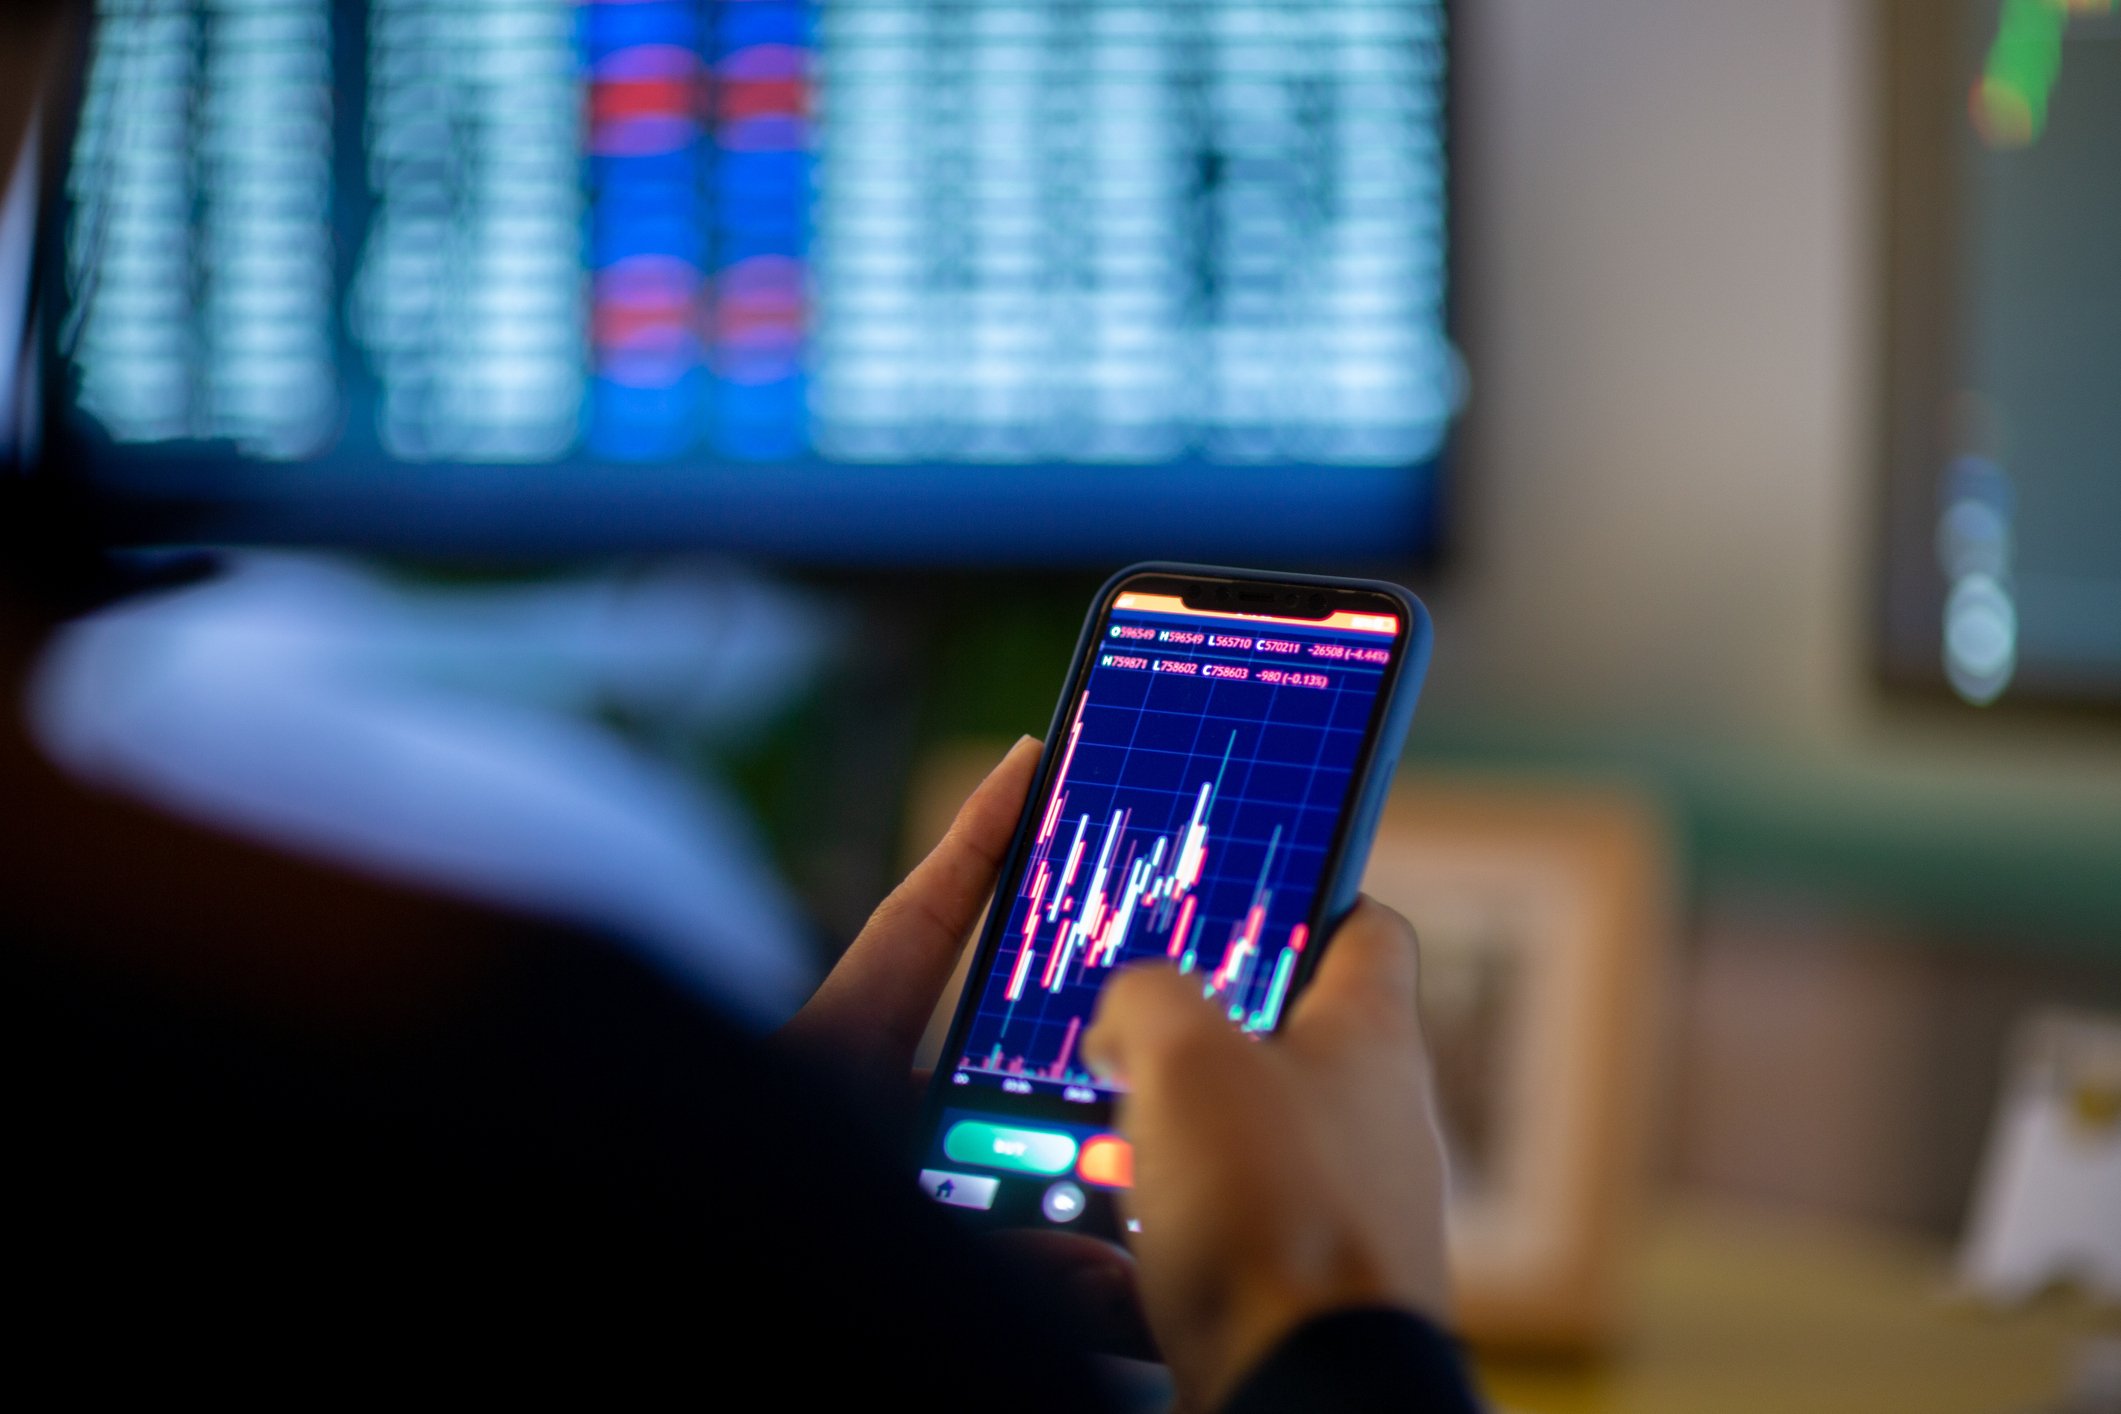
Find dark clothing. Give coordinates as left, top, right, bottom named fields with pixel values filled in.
left=8, top=915, right=1108, bottom=1404
left=2, top=604, right=1481, bottom=1408
left=1227, top=1308, right=1484, bottom=1414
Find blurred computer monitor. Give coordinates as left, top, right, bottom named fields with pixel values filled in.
left=40, top=0, right=1456, bottom=565
left=1880, top=0, right=2121, bottom=711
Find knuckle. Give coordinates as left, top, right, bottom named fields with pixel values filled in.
left=865, top=882, right=953, bottom=950
left=1353, top=896, right=1420, bottom=950
left=1348, top=902, right=1421, bottom=980
left=858, top=887, right=911, bottom=940
left=937, top=816, right=1004, bottom=883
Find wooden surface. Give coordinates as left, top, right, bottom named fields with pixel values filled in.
left=1474, top=1204, right=2113, bottom=1414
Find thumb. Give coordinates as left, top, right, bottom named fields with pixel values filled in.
left=1082, top=964, right=1249, bottom=1090
left=785, top=736, right=1039, bottom=1076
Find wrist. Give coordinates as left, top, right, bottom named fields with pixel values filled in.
left=1213, top=1307, right=1483, bottom=1414
left=1187, top=1252, right=1410, bottom=1409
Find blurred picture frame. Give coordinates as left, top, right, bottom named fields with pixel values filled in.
left=1362, top=778, right=1671, bottom=1353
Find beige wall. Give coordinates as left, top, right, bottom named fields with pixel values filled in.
left=1424, top=0, right=2121, bottom=794
left=1428, top=0, right=1868, bottom=741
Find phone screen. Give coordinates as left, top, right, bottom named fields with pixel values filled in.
left=920, top=580, right=1406, bottom=1231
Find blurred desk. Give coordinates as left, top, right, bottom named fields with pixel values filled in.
left=1475, top=1204, right=2110, bottom=1414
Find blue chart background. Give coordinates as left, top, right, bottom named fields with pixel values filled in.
left=956, top=605, right=1392, bottom=1089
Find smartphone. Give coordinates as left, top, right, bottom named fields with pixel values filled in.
left=912, top=563, right=1431, bottom=1239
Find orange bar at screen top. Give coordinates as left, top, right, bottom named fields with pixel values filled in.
left=1111, top=592, right=1398, bottom=636
left=1077, top=1134, right=1134, bottom=1189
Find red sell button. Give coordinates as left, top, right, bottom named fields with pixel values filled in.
left=1077, top=1134, right=1133, bottom=1189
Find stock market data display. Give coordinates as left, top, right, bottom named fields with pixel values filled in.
left=951, top=591, right=1398, bottom=1098
left=64, top=0, right=1451, bottom=474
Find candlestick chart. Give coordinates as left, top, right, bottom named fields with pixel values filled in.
left=957, top=609, right=1390, bottom=1091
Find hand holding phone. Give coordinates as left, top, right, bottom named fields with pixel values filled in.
left=790, top=773, right=1455, bottom=1404
left=913, top=564, right=1432, bottom=1240
left=1083, top=899, right=1450, bottom=1406
left=786, top=567, right=1451, bottom=1402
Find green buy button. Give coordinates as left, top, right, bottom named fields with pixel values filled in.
left=944, top=1121, right=1078, bottom=1176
